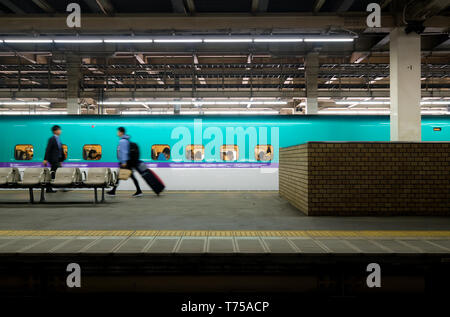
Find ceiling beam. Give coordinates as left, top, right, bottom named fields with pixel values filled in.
left=350, top=51, right=370, bottom=63
left=380, top=0, right=392, bottom=9
left=335, top=0, right=355, bottom=13
left=432, top=38, right=450, bottom=50
left=185, top=0, right=196, bottom=14
left=371, top=34, right=390, bottom=51
left=31, top=0, right=55, bottom=13
left=171, top=0, right=186, bottom=14
left=84, top=0, right=102, bottom=13
left=134, top=53, right=146, bottom=64
left=0, top=90, right=447, bottom=99
left=313, top=0, right=327, bottom=13
left=252, top=0, right=269, bottom=13
left=0, top=14, right=409, bottom=33
left=84, top=0, right=114, bottom=15
left=405, top=0, right=449, bottom=21
left=0, top=0, right=26, bottom=14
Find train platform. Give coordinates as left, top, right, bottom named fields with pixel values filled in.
left=1, top=191, right=449, bottom=297
left=1, top=230, right=450, bottom=254
left=1, top=229, right=449, bottom=297
left=1, top=190, right=450, bottom=231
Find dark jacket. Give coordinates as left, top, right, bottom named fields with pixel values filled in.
left=44, top=136, right=64, bottom=164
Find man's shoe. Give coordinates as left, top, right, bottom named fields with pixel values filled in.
left=106, top=190, right=116, bottom=196
left=132, top=191, right=143, bottom=197
left=46, top=189, right=57, bottom=193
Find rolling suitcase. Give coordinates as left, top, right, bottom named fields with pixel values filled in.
left=136, top=161, right=165, bottom=195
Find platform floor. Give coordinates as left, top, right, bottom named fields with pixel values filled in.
left=1, top=190, right=450, bottom=231
left=0, top=230, right=450, bottom=254
left=1, top=191, right=449, bottom=296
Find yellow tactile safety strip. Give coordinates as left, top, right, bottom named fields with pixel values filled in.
left=0, top=230, right=449, bottom=238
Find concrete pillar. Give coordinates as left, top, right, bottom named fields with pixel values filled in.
left=66, top=54, right=81, bottom=114
left=305, top=52, right=319, bottom=114
left=390, top=28, right=421, bottom=141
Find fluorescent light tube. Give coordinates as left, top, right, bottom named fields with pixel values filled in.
left=335, top=101, right=390, bottom=105
left=4, top=39, right=53, bottom=43
left=304, top=38, right=354, bottom=42
left=254, top=38, right=303, bottom=42
left=0, top=101, right=51, bottom=105
left=99, top=100, right=286, bottom=106
left=154, top=39, right=202, bottom=43
left=420, top=101, right=450, bottom=105
left=104, top=39, right=153, bottom=43
left=54, top=39, right=103, bottom=43
left=203, top=38, right=253, bottom=43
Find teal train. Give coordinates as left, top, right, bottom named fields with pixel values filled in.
left=0, top=115, right=448, bottom=190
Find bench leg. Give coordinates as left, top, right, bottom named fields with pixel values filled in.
left=101, top=187, right=105, bottom=203
left=40, top=187, right=46, bottom=203
left=28, top=188, right=34, bottom=204
left=94, top=187, right=98, bottom=204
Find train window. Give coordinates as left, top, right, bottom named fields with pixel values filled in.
left=83, top=145, right=102, bottom=160
left=255, top=145, right=273, bottom=161
left=221, top=145, right=239, bottom=161
left=186, top=145, right=204, bottom=161
left=14, top=145, right=34, bottom=160
left=152, top=145, right=171, bottom=161
left=62, top=144, right=68, bottom=160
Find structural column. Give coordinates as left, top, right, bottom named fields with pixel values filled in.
left=390, top=28, right=421, bottom=141
left=66, top=54, right=81, bottom=114
left=305, top=52, right=319, bottom=114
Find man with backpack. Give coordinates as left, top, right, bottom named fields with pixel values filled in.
left=107, top=127, right=143, bottom=197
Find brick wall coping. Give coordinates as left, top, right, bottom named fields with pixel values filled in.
left=281, top=141, right=450, bottom=149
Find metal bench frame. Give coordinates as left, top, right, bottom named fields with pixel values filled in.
left=0, top=170, right=116, bottom=204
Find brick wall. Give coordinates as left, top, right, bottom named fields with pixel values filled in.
left=279, top=142, right=450, bottom=216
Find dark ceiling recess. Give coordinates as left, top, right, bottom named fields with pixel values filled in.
left=0, top=3, right=11, bottom=13
left=109, top=0, right=173, bottom=13
left=268, top=0, right=316, bottom=12
left=194, top=0, right=253, bottom=13
left=321, top=0, right=390, bottom=13
left=43, top=0, right=90, bottom=13
left=0, top=0, right=40, bottom=13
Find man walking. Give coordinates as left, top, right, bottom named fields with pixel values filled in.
left=43, top=125, right=64, bottom=193
left=107, top=127, right=143, bottom=197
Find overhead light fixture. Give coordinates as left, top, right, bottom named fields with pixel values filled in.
left=336, top=100, right=450, bottom=106
left=119, top=110, right=279, bottom=115
left=200, top=110, right=279, bottom=115
left=254, top=38, right=303, bottom=42
left=203, top=38, right=253, bottom=43
left=420, top=101, right=450, bottom=105
left=304, top=38, right=354, bottom=42
left=154, top=38, right=202, bottom=43
left=318, top=110, right=390, bottom=115
left=121, top=111, right=175, bottom=115
left=4, top=38, right=53, bottom=43
left=335, top=101, right=390, bottom=105
left=104, top=38, right=153, bottom=43
left=54, top=38, right=103, bottom=43
left=99, top=100, right=287, bottom=106
left=319, top=108, right=449, bottom=115
left=0, top=101, right=51, bottom=105
left=1, top=36, right=356, bottom=45
left=0, top=111, right=67, bottom=115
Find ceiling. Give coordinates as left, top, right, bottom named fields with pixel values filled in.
left=0, top=0, right=448, bottom=114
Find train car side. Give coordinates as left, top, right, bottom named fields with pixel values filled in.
left=0, top=115, right=448, bottom=190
